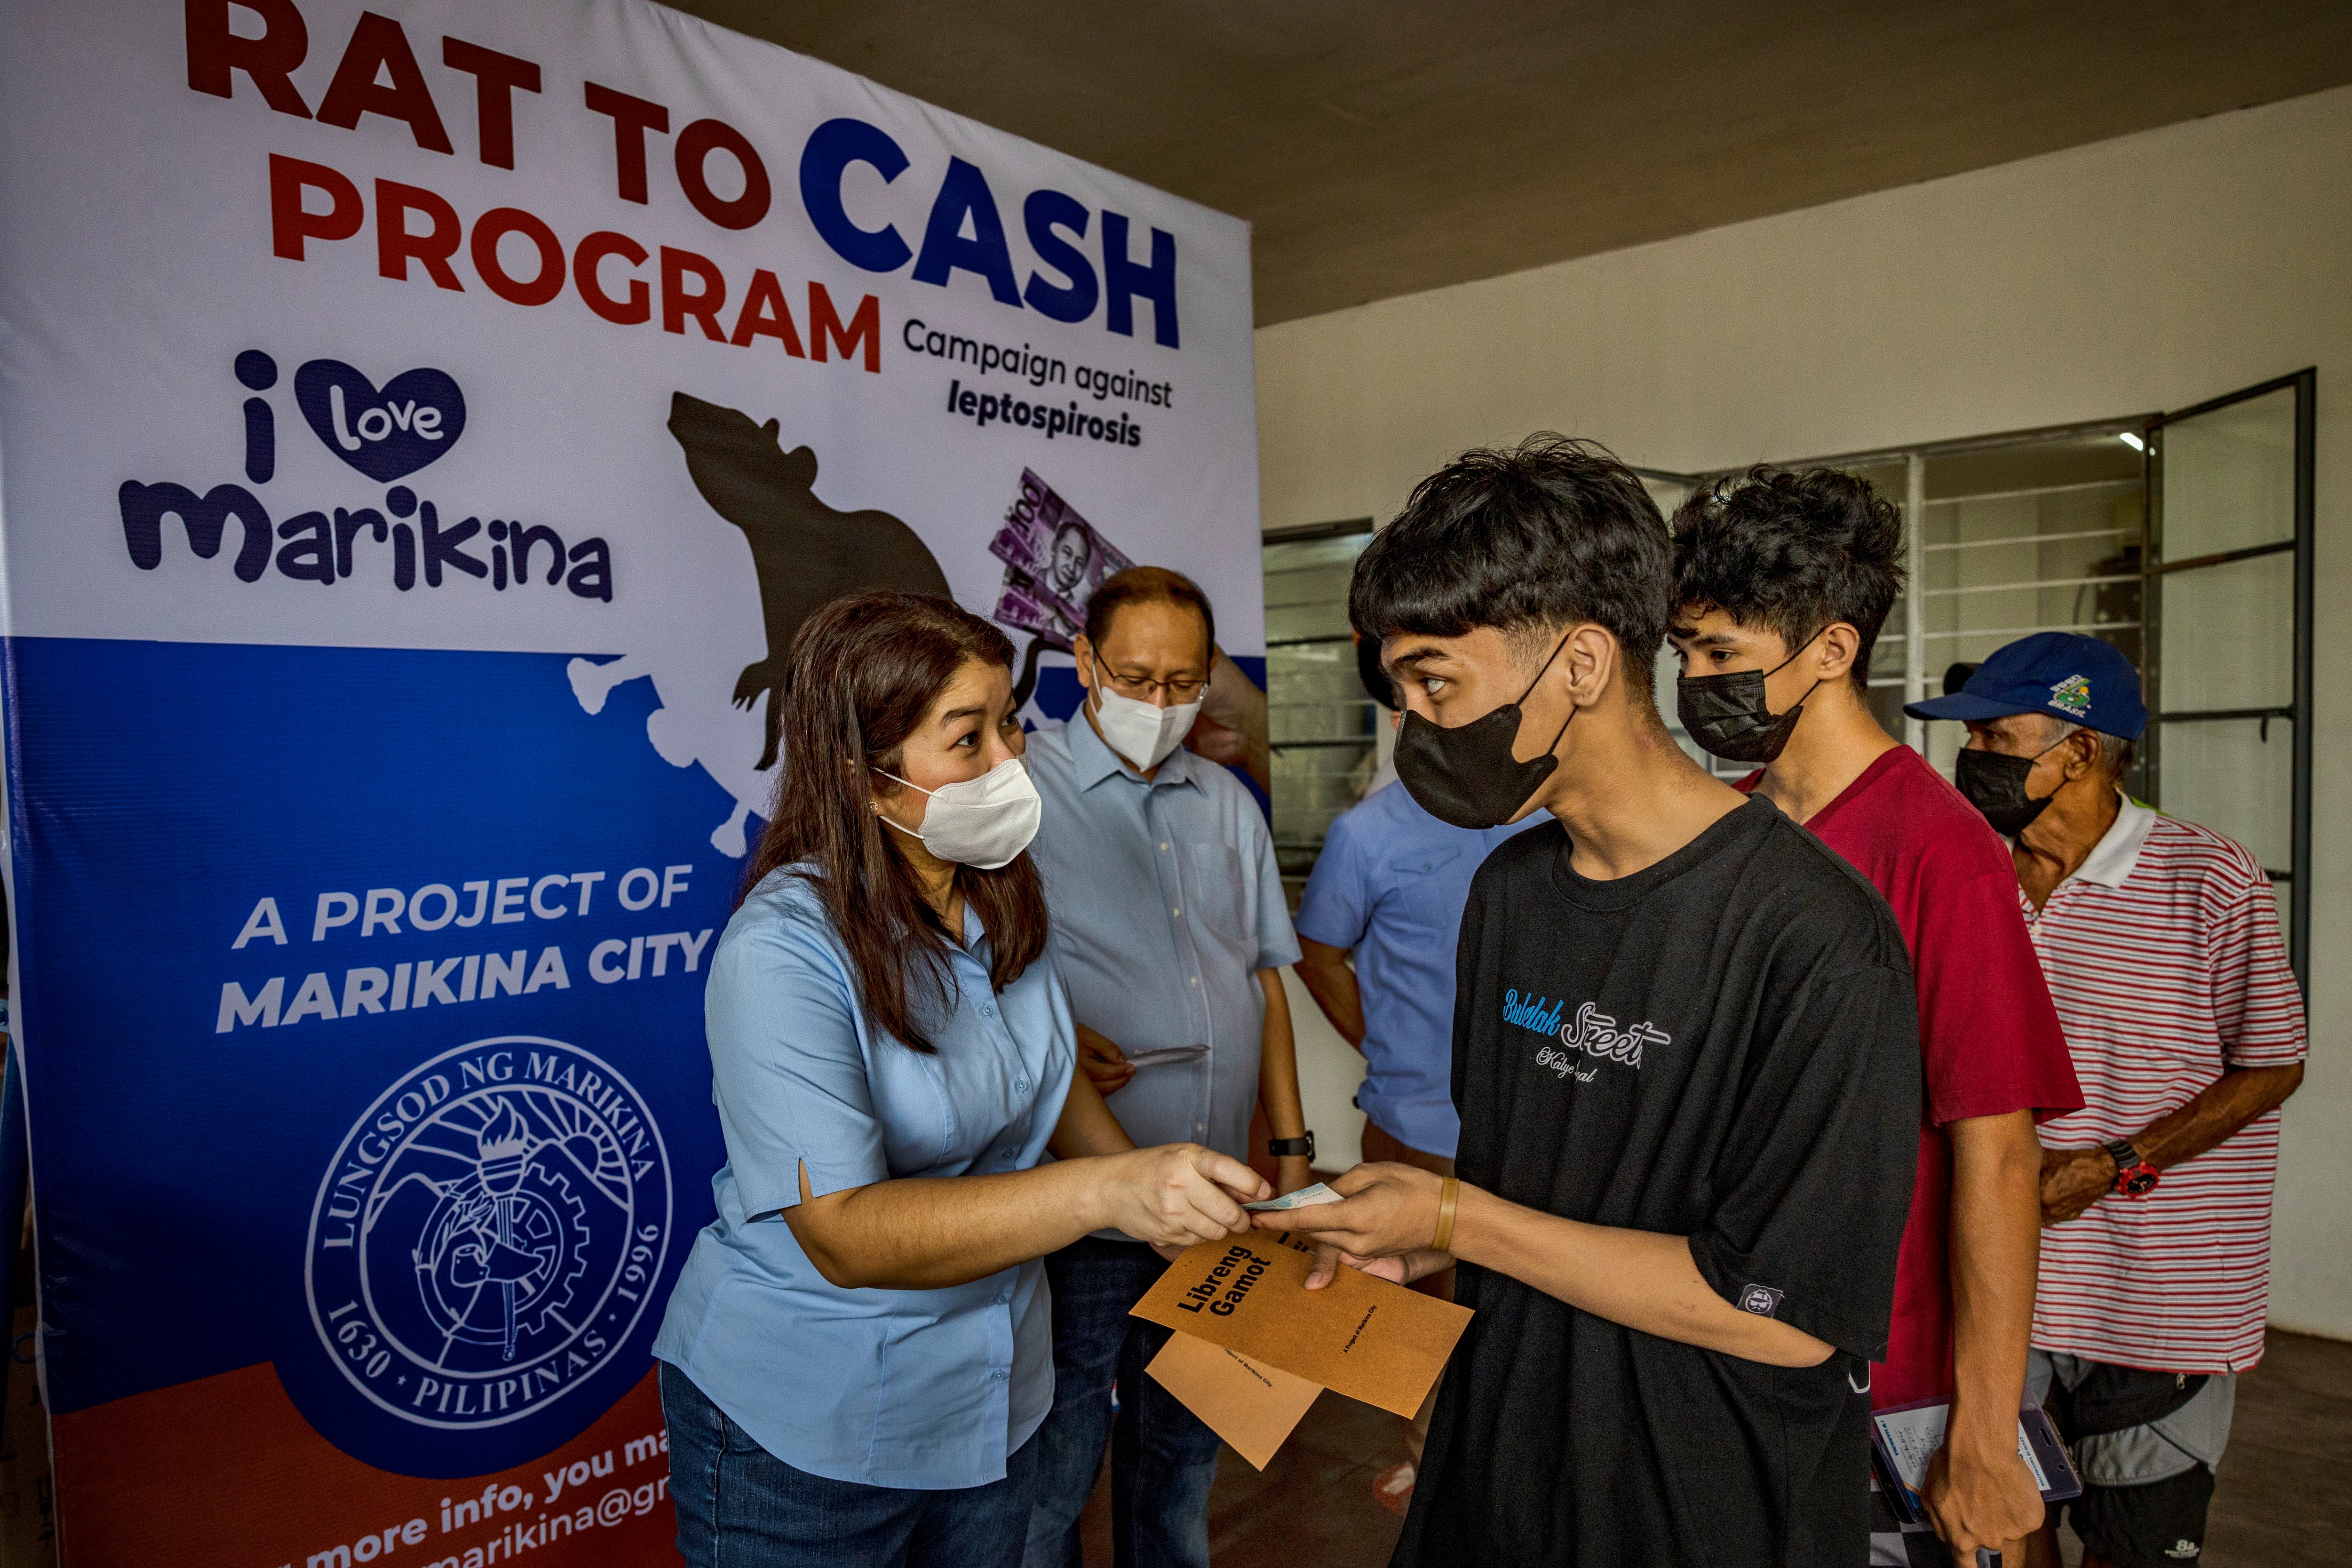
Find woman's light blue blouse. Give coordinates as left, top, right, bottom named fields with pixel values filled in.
left=653, top=868, right=1076, bottom=1490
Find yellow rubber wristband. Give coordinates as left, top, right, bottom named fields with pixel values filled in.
left=1432, top=1175, right=1460, bottom=1255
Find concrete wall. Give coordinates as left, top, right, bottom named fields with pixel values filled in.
left=1256, top=85, right=2352, bottom=1339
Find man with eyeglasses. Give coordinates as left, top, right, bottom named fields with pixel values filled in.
left=1019, top=565, right=1309, bottom=1568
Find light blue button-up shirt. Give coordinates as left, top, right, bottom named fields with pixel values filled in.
left=1025, top=714, right=1299, bottom=1194
left=653, top=868, right=1075, bottom=1489
left=1294, top=780, right=1542, bottom=1158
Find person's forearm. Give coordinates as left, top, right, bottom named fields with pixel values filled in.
left=2040, top=1063, right=2306, bottom=1226
left=792, top=1074, right=1144, bottom=1289
left=1050, top=1065, right=1138, bottom=1159
left=1257, top=968, right=1307, bottom=1140
left=1293, top=939, right=1366, bottom=1050
left=1948, top=1111, right=2042, bottom=1450
left=783, top=1156, right=1118, bottom=1291
left=2134, top=1062, right=2303, bottom=1171
left=1450, top=1184, right=1834, bottom=1367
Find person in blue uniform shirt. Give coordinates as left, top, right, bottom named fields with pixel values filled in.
left=1293, top=632, right=1543, bottom=1511
left=1020, top=566, right=1308, bottom=1568
left=655, top=591, right=1266, bottom=1568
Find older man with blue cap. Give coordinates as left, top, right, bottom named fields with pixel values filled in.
left=1909, top=633, right=2305, bottom=1568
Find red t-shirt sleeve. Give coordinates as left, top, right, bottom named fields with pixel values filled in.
left=1908, top=857, right=2083, bottom=1125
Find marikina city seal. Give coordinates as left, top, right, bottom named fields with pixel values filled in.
left=305, top=1036, right=672, bottom=1429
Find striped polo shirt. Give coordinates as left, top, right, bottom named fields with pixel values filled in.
left=2023, top=793, right=2306, bottom=1373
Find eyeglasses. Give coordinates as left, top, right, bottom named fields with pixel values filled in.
left=1096, top=660, right=1207, bottom=704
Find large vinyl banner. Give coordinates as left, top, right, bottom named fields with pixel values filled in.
left=0, top=1, right=1260, bottom=1561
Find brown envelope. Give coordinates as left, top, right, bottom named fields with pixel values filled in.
left=1130, top=1234, right=1471, bottom=1418
left=1144, top=1332, right=1321, bottom=1470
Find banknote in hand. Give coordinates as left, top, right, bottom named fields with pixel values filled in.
left=1244, top=1182, right=1344, bottom=1212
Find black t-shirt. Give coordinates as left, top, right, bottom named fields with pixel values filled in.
left=1393, top=796, right=1922, bottom=1568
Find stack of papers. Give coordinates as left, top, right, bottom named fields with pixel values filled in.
left=1869, top=1398, right=2082, bottom=1524
left=1131, top=1231, right=1473, bottom=1468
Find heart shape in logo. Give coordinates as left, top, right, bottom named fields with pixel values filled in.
left=294, top=359, right=467, bottom=482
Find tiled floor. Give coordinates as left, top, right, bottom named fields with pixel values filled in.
left=1077, top=1330, right=2352, bottom=1567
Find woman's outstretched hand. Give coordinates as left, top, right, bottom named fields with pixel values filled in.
left=1094, top=1143, right=1268, bottom=1250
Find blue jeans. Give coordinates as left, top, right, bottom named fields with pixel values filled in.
left=661, top=1361, right=1040, bottom=1568
left=1021, top=1239, right=1222, bottom=1568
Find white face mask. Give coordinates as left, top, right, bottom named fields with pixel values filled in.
left=874, top=757, right=1041, bottom=870
left=1090, top=659, right=1204, bottom=772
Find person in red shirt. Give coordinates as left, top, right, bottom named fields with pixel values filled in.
left=1669, top=467, right=2083, bottom=1567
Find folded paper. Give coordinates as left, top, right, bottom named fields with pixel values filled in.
left=1130, top=1234, right=1471, bottom=1419
left=1143, top=1332, right=1321, bottom=1470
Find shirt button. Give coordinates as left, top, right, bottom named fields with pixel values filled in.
left=1172, top=906, right=1182, bottom=917
left=1160, top=842, right=1170, bottom=852
left=1015, top=1078, right=1030, bottom=1093
left=991, top=1368, right=1010, bottom=1382
left=1188, top=977, right=1199, bottom=987
left=995, top=1293, right=1009, bottom=1305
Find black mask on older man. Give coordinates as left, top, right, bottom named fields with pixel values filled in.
left=1955, top=739, right=2067, bottom=836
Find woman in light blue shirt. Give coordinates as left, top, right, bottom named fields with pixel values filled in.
left=654, top=591, right=1266, bottom=1568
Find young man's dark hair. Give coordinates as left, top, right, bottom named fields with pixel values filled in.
left=1670, top=467, right=1904, bottom=685
left=1351, top=434, right=1671, bottom=696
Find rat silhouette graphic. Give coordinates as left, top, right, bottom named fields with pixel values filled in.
left=666, top=391, right=950, bottom=768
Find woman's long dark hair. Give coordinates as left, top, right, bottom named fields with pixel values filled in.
left=742, top=590, right=1050, bottom=1051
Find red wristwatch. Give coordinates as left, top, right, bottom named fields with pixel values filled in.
left=2105, top=1138, right=2160, bottom=1198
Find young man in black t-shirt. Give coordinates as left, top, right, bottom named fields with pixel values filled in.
left=1255, top=437, right=1922, bottom=1567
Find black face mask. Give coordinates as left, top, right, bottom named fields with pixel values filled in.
left=1955, top=739, right=2066, bottom=836
left=1675, top=630, right=1825, bottom=764
left=1393, top=635, right=1573, bottom=829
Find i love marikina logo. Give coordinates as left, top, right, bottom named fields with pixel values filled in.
left=294, top=358, right=467, bottom=483
left=117, top=350, right=612, bottom=601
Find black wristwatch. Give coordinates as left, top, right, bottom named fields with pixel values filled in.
left=1267, top=1132, right=1315, bottom=1161
left=2105, top=1137, right=2161, bottom=1198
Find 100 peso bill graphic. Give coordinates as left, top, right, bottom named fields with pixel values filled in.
left=989, top=469, right=1135, bottom=648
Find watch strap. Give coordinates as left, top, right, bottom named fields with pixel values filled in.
left=2104, top=1137, right=2160, bottom=1196
left=1267, top=1132, right=1315, bottom=1160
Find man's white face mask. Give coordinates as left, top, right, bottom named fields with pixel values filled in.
left=1091, top=658, right=1202, bottom=771
left=873, top=757, right=1041, bottom=869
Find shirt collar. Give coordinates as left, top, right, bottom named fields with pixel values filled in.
left=1065, top=700, right=1204, bottom=794
left=2068, top=790, right=2158, bottom=889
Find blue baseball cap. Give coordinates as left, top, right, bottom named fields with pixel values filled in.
left=1904, top=631, right=2146, bottom=740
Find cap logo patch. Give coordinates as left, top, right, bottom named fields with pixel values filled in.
left=2050, top=674, right=2092, bottom=717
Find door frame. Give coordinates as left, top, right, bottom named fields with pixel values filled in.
left=2141, top=366, right=2316, bottom=988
